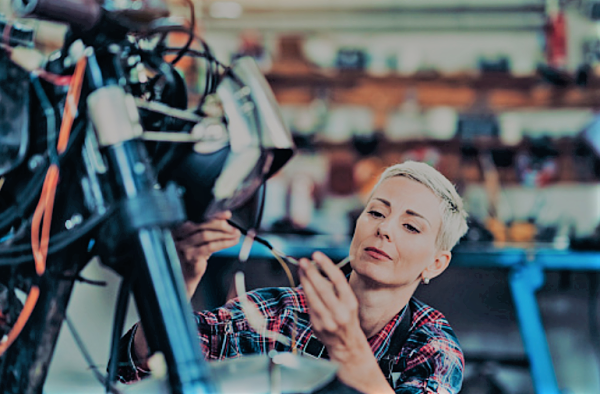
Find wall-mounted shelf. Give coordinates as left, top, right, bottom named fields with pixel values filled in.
left=266, top=69, right=600, bottom=128
left=291, top=134, right=597, bottom=186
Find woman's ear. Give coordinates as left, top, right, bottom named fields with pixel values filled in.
left=422, top=251, right=452, bottom=281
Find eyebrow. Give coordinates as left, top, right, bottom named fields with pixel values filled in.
left=373, top=198, right=432, bottom=227
left=374, top=198, right=391, bottom=207
left=406, top=209, right=431, bottom=227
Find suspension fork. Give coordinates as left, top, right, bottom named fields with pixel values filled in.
left=85, top=47, right=214, bottom=394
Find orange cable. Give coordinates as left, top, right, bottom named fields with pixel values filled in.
left=0, top=55, right=87, bottom=358
left=31, top=164, right=59, bottom=275
left=57, top=56, right=87, bottom=154
left=0, top=166, right=56, bottom=356
left=0, top=286, right=39, bottom=355
left=39, top=166, right=59, bottom=263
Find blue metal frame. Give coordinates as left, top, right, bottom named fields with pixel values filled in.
left=509, top=262, right=561, bottom=394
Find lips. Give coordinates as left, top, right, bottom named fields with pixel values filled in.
left=364, top=247, right=392, bottom=260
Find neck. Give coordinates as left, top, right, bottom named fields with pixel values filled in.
left=349, top=272, right=417, bottom=338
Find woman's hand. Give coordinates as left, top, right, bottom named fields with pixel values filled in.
left=172, top=211, right=241, bottom=299
left=298, top=252, right=394, bottom=394
left=298, top=252, right=362, bottom=354
left=132, top=212, right=240, bottom=370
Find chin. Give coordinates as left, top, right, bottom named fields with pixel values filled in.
left=352, top=260, right=396, bottom=287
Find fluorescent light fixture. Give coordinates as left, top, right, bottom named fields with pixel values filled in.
left=210, top=1, right=243, bottom=19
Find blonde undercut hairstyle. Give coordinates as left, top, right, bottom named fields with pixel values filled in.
left=370, top=161, right=469, bottom=251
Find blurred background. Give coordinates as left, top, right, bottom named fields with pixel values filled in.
left=3, top=0, right=600, bottom=393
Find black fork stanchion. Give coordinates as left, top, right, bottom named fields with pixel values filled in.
left=86, top=49, right=215, bottom=394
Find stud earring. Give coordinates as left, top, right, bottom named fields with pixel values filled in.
left=422, top=276, right=430, bottom=285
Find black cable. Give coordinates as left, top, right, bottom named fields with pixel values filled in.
left=164, top=36, right=226, bottom=115
left=152, top=30, right=170, bottom=58
left=169, top=0, right=195, bottom=67
left=209, top=56, right=218, bottom=95
left=226, top=219, right=273, bottom=251
left=142, top=53, right=178, bottom=103
left=106, top=276, right=132, bottom=393
left=589, top=272, right=600, bottom=380
left=31, top=75, right=59, bottom=166
left=0, top=172, right=44, bottom=233
left=157, top=60, right=178, bottom=95
left=153, top=141, right=179, bottom=174
left=0, top=119, right=87, bottom=235
left=55, top=273, right=107, bottom=287
left=225, top=219, right=305, bottom=269
left=205, top=43, right=217, bottom=96
left=0, top=209, right=108, bottom=255
left=162, top=47, right=224, bottom=65
left=201, top=51, right=213, bottom=105
left=254, top=182, right=267, bottom=231
left=209, top=50, right=225, bottom=95
left=0, top=208, right=112, bottom=266
left=65, top=316, right=123, bottom=394
left=189, top=36, right=218, bottom=97
left=196, top=38, right=223, bottom=111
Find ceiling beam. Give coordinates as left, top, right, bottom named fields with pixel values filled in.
left=200, top=0, right=545, bottom=12
left=201, top=10, right=545, bottom=33
left=238, top=5, right=546, bottom=14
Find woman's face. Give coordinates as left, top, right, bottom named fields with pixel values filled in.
left=349, top=176, right=448, bottom=288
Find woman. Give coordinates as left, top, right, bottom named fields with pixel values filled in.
left=118, top=160, right=469, bottom=393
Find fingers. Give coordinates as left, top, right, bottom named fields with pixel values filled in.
left=173, top=216, right=239, bottom=242
left=172, top=221, right=198, bottom=239
left=173, top=220, right=236, bottom=240
left=299, top=256, right=359, bottom=336
left=299, top=257, right=339, bottom=310
left=311, top=252, right=356, bottom=302
left=177, top=231, right=241, bottom=265
left=179, top=236, right=241, bottom=278
left=173, top=211, right=241, bottom=268
left=300, top=250, right=358, bottom=310
left=178, top=225, right=240, bottom=247
left=193, top=237, right=241, bottom=257
left=299, top=263, right=339, bottom=332
left=180, top=210, right=232, bottom=226
left=207, top=210, right=232, bottom=221
left=201, top=218, right=239, bottom=235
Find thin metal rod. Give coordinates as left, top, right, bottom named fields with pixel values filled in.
left=65, top=316, right=122, bottom=394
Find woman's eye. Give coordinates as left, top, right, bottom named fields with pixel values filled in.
left=368, top=210, right=384, bottom=218
left=404, top=224, right=420, bottom=233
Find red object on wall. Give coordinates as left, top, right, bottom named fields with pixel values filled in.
left=545, top=11, right=567, bottom=68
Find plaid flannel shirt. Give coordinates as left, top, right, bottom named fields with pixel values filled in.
left=118, top=286, right=464, bottom=393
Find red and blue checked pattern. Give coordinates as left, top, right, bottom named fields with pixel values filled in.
left=118, top=287, right=464, bottom=393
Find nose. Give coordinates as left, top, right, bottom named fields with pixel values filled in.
left=376, top=219, right=391, bottom=241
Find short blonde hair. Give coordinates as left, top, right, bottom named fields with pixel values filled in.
left=370, top=161, right=468, bottom=251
